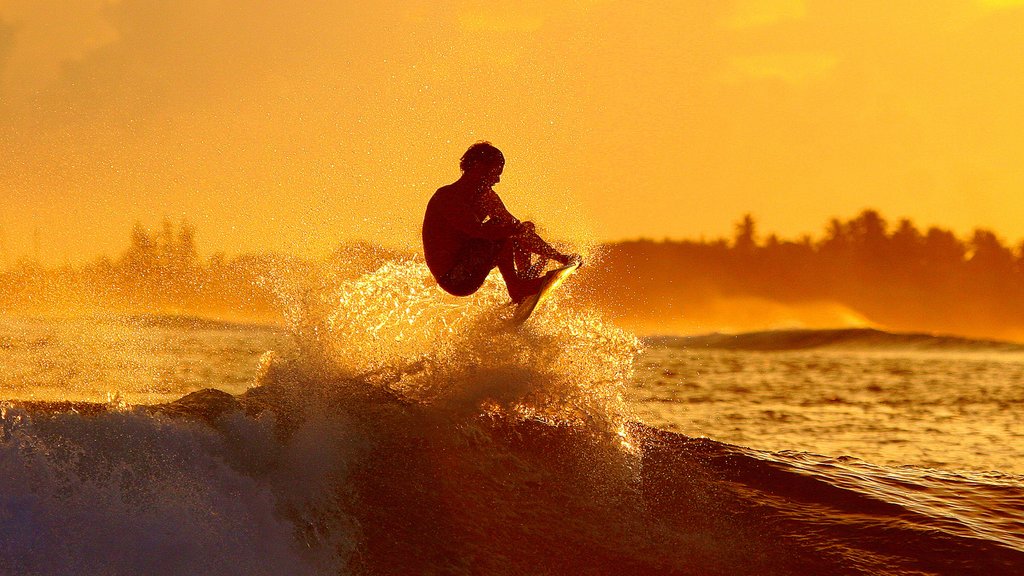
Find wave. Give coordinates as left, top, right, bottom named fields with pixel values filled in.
left=5, top=391, right=1022, bottom=575
left=651, top=327, right=1024, bottom=352
left=2, top=260, right=1022, bottom=575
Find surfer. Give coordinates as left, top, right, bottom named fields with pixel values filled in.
left=423, top=142, right=579, bottom=303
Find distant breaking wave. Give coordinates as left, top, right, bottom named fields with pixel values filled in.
left=650, top=327, right=1024, bottom=352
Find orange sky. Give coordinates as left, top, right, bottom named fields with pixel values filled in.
left=3, top=0, right=1024, bottom=265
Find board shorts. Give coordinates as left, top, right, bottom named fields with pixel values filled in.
left=437, top=238, right=504, bottom=296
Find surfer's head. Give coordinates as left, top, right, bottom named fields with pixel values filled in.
left=460, top=142, right=504, bottom=172
left=460, top=142, right=504, bottom=187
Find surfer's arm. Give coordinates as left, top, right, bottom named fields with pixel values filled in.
left=444, top=207, right=520, bottom=238
left=480, top=192, right=579, bottom=263
left=445, top=203, right=522, bottom=240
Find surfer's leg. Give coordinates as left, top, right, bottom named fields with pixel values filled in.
left=510, top=239, right=548, bottom=280
left=497, top=239, right=546, bottom=303
left=438, top=239, right=502, bottom=296
left=507, top=226, right=569, bottom=281
left=513, top=227, right=564, bottom=262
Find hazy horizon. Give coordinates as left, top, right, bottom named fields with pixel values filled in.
left=7, top=209, right=1024, bottom=343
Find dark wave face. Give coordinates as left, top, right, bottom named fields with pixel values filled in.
left=2, top=261, right=1022, bottom=575
left=5, top=394, right=1022, bottom=575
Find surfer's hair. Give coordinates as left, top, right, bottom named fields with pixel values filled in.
left=460, top=142, right=504, bottom=172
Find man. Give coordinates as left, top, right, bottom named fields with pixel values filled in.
left=422, top=142, right=578, bottom=303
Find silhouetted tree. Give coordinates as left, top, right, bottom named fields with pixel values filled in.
left=733, top=214, right=758, bottom=253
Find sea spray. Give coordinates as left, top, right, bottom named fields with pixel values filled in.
left=282, top=258, right=644, bottom=435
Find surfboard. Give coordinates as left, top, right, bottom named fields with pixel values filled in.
left=511, top=260, right=581, bottom=325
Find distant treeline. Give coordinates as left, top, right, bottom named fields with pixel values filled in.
left=3, top=212, right=1024, bottom=339
left=0, top=219, right=400, bottom=322
left=580, top=210, right=1024, bottom=339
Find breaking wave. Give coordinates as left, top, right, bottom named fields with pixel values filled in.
left=653, top=327, right=1024, bottom=352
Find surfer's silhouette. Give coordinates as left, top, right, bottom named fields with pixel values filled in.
left=423, top=142, right=578, bottom=303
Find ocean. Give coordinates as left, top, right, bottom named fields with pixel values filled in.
left=1, top=260, right=1022, bottom=575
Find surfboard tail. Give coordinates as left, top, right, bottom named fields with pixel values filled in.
left=511, top=261, right=580, bottom=326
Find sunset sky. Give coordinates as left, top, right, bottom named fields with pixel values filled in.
left=3, top=0, right=1024, bottom=265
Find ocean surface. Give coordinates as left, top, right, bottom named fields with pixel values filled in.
left=2, top=261, right=1023, bottom=575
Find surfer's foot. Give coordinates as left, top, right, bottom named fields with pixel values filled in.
left=507, top=274, right=548, bottom=304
